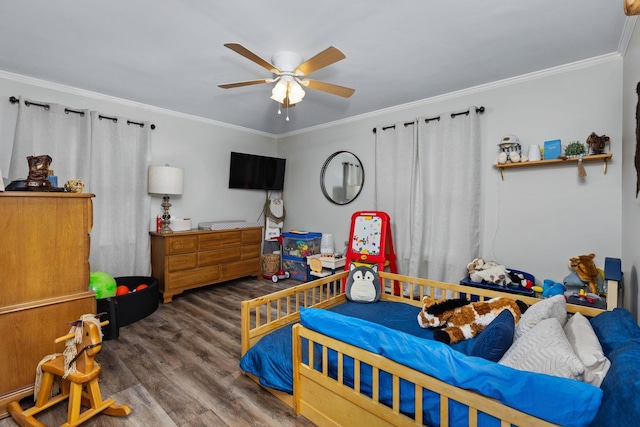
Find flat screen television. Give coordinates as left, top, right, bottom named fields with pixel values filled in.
left=228, top=152, right=286, bottom=190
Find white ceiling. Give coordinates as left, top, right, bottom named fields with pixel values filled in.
left=0, top=1, right=633, bottom=135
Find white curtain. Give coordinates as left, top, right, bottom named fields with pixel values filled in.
left=375, top=108, right=482, bottom=286
left=375, top=121, right=418, bottom=275
left=9, top=99, right=91, bottom=183
left=88, top=112, right=151, bottom=276
left=8, top=97, right=152, bottom=276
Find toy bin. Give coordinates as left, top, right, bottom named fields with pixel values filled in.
left=282, top=255, right=309, bottom=281
left=282, top=232, right=322, bottom=258
left=96, top=276, right=159, bottom=340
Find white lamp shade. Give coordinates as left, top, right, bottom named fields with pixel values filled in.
left=148, top=165, right=184, bottom=195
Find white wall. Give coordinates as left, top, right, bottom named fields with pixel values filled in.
left=280, top=56, right=623, bottom=290
left=0, top=72, right=278, bottom=231
left=622, top=21, right=640, bottom=319
left=0, top=55, right=629, bottom=311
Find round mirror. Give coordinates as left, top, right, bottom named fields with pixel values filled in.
left=320, top=151, right=364, bottom=205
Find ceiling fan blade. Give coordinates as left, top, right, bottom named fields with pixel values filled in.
left=295, top=46, right=346, bottom=76
left=625, top=0, right=640, bottom=15
left=302, top=79, right=355, bottom=98
left=224, top=43, right=280, bottom=73
left=218, top=79, right=272, bottom=89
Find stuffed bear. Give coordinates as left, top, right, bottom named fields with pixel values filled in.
left=417, top=296, right=527, bottom=344
left=569, top=253, right=600, bottom=295
left=345, top=263, right=381, bottom=303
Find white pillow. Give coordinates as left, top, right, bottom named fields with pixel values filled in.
left=514, top=295, right=567, bottom=341
left=563, top=312, right=611, bottom=387
left=499, top=317, right=585, bottom=380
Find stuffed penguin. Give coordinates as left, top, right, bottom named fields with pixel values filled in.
left=345, top=263, right=381, bottom=303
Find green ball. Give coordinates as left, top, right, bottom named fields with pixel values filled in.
left=89, top=271, right=117, bottom=299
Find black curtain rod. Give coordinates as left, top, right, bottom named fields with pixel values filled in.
left=9, top=96, right=156, bottom=129
left=372, top=106, right=485, bottom=133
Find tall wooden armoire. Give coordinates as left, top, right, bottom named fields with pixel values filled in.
left=0, top=192, right=96, bottom=418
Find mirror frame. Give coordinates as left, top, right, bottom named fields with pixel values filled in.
left=320, top=150, right=365, bottom=205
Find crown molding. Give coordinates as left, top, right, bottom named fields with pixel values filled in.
left=0, top=69, right=276, bottom=139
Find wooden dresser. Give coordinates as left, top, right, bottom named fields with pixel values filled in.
left=0, top=192, right=96, bottom=418
left=150, top=227, right=262, bottom=303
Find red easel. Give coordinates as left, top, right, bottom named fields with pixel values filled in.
left=344, top=211, right=399, bottom=293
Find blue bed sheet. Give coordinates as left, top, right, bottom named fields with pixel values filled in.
left=301, top=308, right=602, bottom=427
left=239, top=301, right=474, bottom=393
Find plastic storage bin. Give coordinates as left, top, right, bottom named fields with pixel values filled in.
left=282, top=232, right=322, bottom=258
left=96, top=276, right=159, bottom=340
left=282, top=255, right=309, bottom=281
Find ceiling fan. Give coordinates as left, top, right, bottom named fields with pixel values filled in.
left=218, top=43, right=355, bottom=109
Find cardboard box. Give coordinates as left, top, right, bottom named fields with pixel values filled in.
left=544, top=139, right=562, bottom=160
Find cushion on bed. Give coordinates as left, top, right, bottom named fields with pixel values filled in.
left=514, top=294, right=567, bottom=341
left=500, top=317, right=585, bottom=380
left=563, top=312, right=610, bottom=387
left=470, top=309, right=515, bottom=362
left=589, top=340, right=640, bottom=427
left=589, top=308, right=640, bottom=427
left=589, top=307, right=640, bottom=355
left=300, top=307, right=602, bottom=427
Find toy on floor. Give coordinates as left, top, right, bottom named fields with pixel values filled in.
left=7, top=313, right=131, bottom=427
left=417, top=296, right=528, bottom=344
left=262, top=235, right=290, bottom=283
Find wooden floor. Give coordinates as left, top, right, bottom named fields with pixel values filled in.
left=1, top=278, right=316, bottom=427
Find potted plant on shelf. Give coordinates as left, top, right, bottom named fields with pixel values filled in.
left=564, top=141, right=586, bottom=158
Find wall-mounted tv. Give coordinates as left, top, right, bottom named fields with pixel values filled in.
left=228, top=152, right=286, bottom=190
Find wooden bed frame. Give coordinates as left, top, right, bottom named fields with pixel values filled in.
left=240, top=270, right=620, bottom=426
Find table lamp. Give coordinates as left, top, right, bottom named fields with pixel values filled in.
left=148, top=165, right=184, bottom=234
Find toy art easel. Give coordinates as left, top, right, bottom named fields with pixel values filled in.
left=7, top=314, right=131, bottom=427
left=344, top=211, right=399, bottom=293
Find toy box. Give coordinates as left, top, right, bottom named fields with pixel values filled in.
left=544, top=139, right=562, bottom=160
left=282, top=231, right=322, bottom=258
left=96, top=276, right=159, bottom=340
left=282, top=255, right=308, bottom=281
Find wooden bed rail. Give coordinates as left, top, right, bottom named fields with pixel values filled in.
left=377, top=271, right=611, bottom=317
left=240, top=271, right=349, bottom=356
left=292, top=324, right=557, bottom=427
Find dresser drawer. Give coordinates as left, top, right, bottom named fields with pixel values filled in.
left=167, top=266, right=219, bottom=289
left=167, top=253, right=197, bottom=272
left=242, top=228, right=263, bottom=244
left=167, top=235, right=198, bottom=254
left=221, top=259, right=260, bottom=280
left=218, top=231, right=242, bottom=247
left=198, top=247, right=241, bottom=266
left=241, top=243, right=261, bottom=259
left=199, top=233, right=221, bottom=250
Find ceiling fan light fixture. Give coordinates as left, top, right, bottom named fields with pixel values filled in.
left=270, top=79, right=288, bottom=103
left=287, top=80, right=305, bottom=104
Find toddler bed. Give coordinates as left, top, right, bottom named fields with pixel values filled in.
left=240, top=264, right=636, bottom=426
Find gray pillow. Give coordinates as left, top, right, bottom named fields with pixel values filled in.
left=500, top=317, right=585, bottom=380
left=514, top=295, right=567, bottom=341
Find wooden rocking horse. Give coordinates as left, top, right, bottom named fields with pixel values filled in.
left=7, top=314, right=131, bottom=427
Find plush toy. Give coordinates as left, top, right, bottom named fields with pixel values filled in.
left=467, top=257, right=512, bottom=286
left=345, top=263, right=381, bottom=303
left=569, top=253, right=600, bottom=295
left=417, top=296, right=527, bottom=344
left=541, top=279, right=567, bottom=298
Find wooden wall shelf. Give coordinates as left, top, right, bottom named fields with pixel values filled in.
left=494, top=153, right=612, bottom=180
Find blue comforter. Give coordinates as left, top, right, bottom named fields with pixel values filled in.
left=240, top=300, right=616, bottom=426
